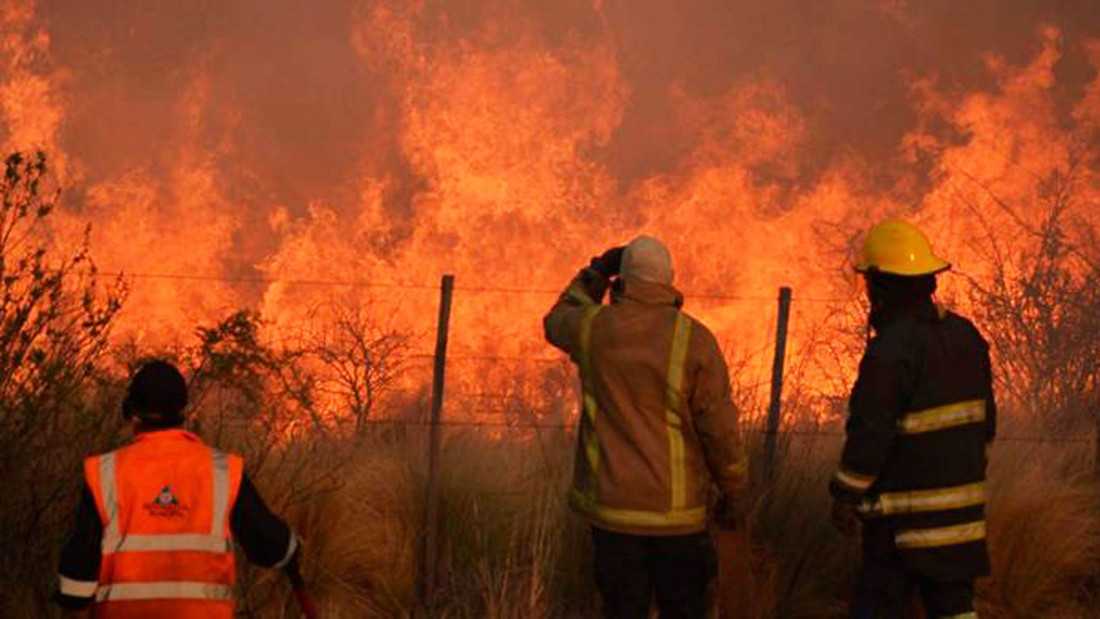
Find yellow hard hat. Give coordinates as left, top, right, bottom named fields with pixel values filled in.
left=855, top=220, right=951, bottom=276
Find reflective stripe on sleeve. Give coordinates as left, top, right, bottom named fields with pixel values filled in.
left=211, top=450, right=230, bottom=536
left=895, top=521, right=986, bottom=549
left=105, top=534, right=231, bottom=554
left=95, top=581, right=234, bottom=602
left=899, top=400, right=986, bottom=435
left=273, top=532, right=299, bottom=570
left=858, top=482, right=987, bottom=517
left=59, top=575, right=99, bottom=598
left=834, top=467, right=876, bottom=493
left=566, top=285, right=595, bottom=306
left=664, top=313, right=693, bottom=510
left=99, top=452, right=121, bottom=552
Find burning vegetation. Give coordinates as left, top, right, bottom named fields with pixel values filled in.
left=1, top=0, right=1100, bottom=617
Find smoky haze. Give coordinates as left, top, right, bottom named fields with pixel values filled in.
left=39, top=0, right=1100, bottom=212
left=3, top=0, right=1099, bottom=353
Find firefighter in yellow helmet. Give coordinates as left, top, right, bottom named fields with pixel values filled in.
left=831, top=221, right=996, bottom=619
left=544, top=236, right=748, bottom=618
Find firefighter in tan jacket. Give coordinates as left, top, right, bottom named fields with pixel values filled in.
left=544, top=236, right=748, bottom=619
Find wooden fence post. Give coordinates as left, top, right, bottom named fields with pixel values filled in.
left=763, top=287, right=793, bottom=482
left=419, top=274, right=455, bottom=606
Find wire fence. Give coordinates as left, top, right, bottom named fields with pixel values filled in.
left=101, top=269, right=854, bottom=304
left=107, top=268, right=1098, bottom=449
left=109, top=266, right=1099, bottom=598
left=332, top=418, right=1095, bottom=445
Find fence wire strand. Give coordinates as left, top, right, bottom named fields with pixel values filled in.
left=103, top=269, right=1094, bottom=448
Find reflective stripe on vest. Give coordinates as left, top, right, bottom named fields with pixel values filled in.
left=111, top=534, right=232, bottom=553
left=664, top=313, right=693, bottom=510
left=95, top=581, right=234, bottom=602
left=895, top=520, right=986, bottom=549
left=899, top=400, right=986, bottom=435
left=100, top=452, right=121, bottom=551
left=859, top=482, right=987, bottom=517
left=211, top=450, right=230, bottom=535
left=99, top=449, right=234, bottom=555
left=89, top=440, right=238, bottom=608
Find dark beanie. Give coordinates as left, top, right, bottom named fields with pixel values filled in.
left=124, top=360, right=188, bottom=424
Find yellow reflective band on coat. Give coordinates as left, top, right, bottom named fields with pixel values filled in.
left=665, top=313, right=693, bottom=510
left=899, top=400, right=986, bottom=435
left=95, top=581, right=234, bottom=602
left=895, top=521, right=986, bottom=549
left=859, top=482, right=988, bottom=517
left=578, top=305, right=604, bottom=500
left=59, top=575, right=99, bottom=598
left=941, top=613, right=978, bottom=619
left=834, top=467, right=876, bottom=493
left=569, top=488, right=707, bottom=529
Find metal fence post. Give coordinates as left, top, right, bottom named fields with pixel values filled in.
left=763, top=287, right=793, bottom=482
left=418, top=274, right=455, bottom=605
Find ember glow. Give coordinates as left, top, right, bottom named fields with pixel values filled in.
left=3, top=1, right=1099, bottom=418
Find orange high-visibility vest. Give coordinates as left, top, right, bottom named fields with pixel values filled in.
left=83, top=429, right=243, bottom=619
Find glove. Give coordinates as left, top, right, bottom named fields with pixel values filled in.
left=713, top=494, right=746, bottom=530
left=831, top=499, right=860, bottom=537
left=589, top=246, right=626, bottom=279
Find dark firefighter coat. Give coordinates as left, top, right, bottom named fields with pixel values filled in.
left=831, top=301, right=996, bottom=581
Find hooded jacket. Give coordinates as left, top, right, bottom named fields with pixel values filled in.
left=544, top=266, right=747, bottom=536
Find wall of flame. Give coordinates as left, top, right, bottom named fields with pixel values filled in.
left=2, top=0, right=1098, bottom=419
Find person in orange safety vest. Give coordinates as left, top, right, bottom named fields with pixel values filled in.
left=55, top=360, right=302, bottom=618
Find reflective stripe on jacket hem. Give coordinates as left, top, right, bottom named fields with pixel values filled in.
left=95, top=581, right=234, bottom=602
left=898, top=400, right=986, bottom=434
left=104, top=533, right=231, bottom=554
left=59, top=575, right=99, bottom=598
left=570, top=488, right=706, bottom=529
left=858, top=482, right=987, bottom=517
left=895, top=521, right=986, bottom=549
left=941, top=613, right=978, bottom=619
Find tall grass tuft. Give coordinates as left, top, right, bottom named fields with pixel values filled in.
left=979, top=442, right=1100, bottom=619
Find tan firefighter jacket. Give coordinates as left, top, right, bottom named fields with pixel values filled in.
left=544, top=267, right=747, bottom=536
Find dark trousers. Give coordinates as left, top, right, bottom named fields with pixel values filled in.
left=852, top=526, right=976, bottom=619
left=592, top=527, right=717, bottom=619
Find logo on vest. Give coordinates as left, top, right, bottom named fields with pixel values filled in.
left=145, top=486, right=189, bottom=518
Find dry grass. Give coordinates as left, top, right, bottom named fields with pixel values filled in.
left=223, top=424, right=1100, bottom=619
left=3, top=407, right=1097, bottom=618
left=979, top=442, right=1100, bottom=619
